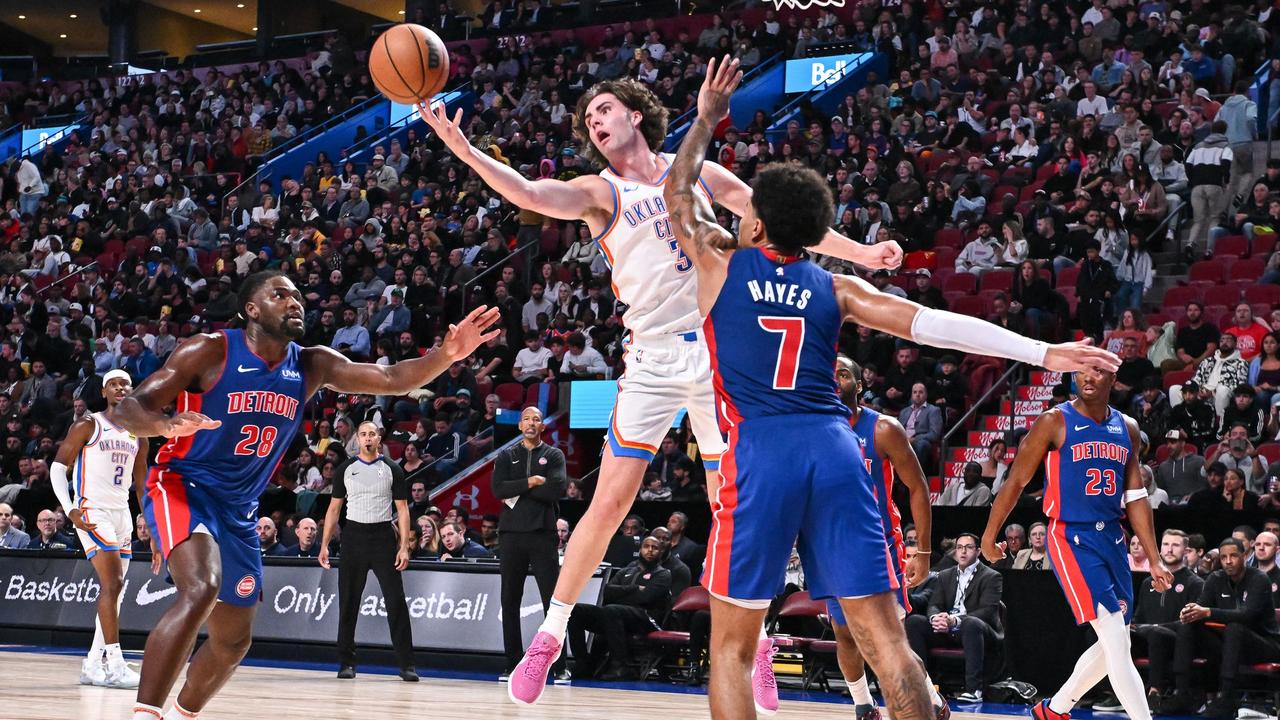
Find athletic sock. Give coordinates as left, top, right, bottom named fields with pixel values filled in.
left=163, top=701, right=199, bottom=720
left=88, top=618, right=105, bottom=662
left=538, top=598, right=574, bottom=642
left=132, top=704, right=163, bottom=720
left=104, top=642, right=123, bottom=663
left=924, top=672, right=944, bottom=708
left=758, top=624, right=769, bottom=641
left=1090, top=608, right=1151, bottom=720
left=848, top=673, right=874, bottom=705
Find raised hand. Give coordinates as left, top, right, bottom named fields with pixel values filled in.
left=442, top=305, right=502, bottom=361
left=1042, top=338, right=1121, bottom=373
left=415, top=99, right=471, bottom=155
left=697, top=55, right=743, bottom=126
left=164, top=412, right=222, bottom=439
left=863, top=239, right=904, bottom=270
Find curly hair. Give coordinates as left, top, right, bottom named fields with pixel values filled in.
left=572, top=79, right=669, bottom=168
left=750, top=164, right=834, bottom=254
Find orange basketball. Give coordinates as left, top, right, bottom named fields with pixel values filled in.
left=368, top=24, right=450, bottom=104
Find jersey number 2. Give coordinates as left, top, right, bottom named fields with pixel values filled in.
left=1084, top=468, right=1118, bottom=496
left=758, top=316, right=805, bottom=390
left=233, top=425, right=278, bottom=458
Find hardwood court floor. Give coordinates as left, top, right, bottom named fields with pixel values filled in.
left=0, top=648, right=1022, bottom=720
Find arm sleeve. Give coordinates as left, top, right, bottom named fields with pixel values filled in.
left=910, top=307, right=1049, bottom=366
left=50, top=462, right=75, bottom=513
left=331, top=458, right=353, bottom=499
left=387, top=459, right=408, bottom=501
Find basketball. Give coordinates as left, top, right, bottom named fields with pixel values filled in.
left=368, top=24, right=449, bottom=104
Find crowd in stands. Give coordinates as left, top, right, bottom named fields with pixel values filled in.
left=0, top=0, right=1276, bottom=580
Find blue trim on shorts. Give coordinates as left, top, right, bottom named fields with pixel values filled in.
left=606, top=428, right=658, bottom=462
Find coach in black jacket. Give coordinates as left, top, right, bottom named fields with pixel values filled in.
left=1131, top=529, right=1204, bottom=696
left=905, top=533, right=1004, bottom=702
left=491, top=406, right=567, bottom=675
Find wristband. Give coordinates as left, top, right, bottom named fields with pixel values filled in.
left=1122, top=487, right=1149, bottom=504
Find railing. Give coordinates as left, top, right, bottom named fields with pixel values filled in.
left=408, top=425, right=495, bottom=487
left=343, top=80, right=472, bottom=161
left=429, top=410, right=567, bottom=504
left=219, top=95, right=386, bottom=207
left=938, top=360, right=1024, bottom=479
left=460, top=237, right=541, bottom=315
left=19, top=112, right=90, bottom=158
left=33, top=260, right=99, bottom=298
left=666, top=52, right=782, bottom=135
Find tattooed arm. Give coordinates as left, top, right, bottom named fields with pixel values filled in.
left=663, top=55, right=743, bottom=316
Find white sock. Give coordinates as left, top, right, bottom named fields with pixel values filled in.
left=759, top=624, right=769, bottom=642
left=1050, top=642, right=1107, bottom=714
left=849, top=673, right=874, bottom=705
left=1089, top=607, right=1151, bottom=720
left=163, top=701, right=198, bottom=720
left=132, top=704, right=163, bottom=720
left=92, top=559, right=128, bottom=662
left=538, top=598, right=573, bottom=642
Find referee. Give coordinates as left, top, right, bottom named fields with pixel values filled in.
left=319, top=421, right=418, bottom=682
left=493, top=406, right=567, bottom=677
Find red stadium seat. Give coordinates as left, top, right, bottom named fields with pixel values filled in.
left=1253, top=232, right=1278, bottom=258
left=1187, top=260, right=1226, bottom=286
left=1155, top=443, right=1199, bottom=464
left=1254, top=303, right=1273, bottom=320
left=993, top=185, right=1020, bottom=201
left=1258, top=443, right=1280, bottom=465
left=1162, top=285, right=1202, bottom=308
left=1056, top=265, right=1080, bottom=289
left=951, top=295, right=988, bottom=317
left=943, top=273, right=977, bottom=294
left=1228, top=258, right=1266, bottom=282
left=904, top=251, right=938, bottom=271
left=474, top=377, right=493, bottom=402
left=1204, top=305, right=1229, bottom=328
left=104, top=238, right=125, bottom=255
left=1214, top=235, right=1249, bottom=257
left=980, top=269, right=1014, bottom=293
left=935, top=228, right=964, bottom=248
left=494, top=382, right=525, bottom=409
left=935, top=246, right=959, bottom=269
left=1244, top=284, right=1280, bottom=305
left=1203, top=284, right=1242, bottom=307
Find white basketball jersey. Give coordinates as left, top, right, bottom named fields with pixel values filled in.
left=596, top=154, right=714, bottom=337
left=73, top=413, right=141, bottom=511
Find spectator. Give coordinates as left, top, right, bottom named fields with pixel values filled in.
left=899, top=382, right=943, bottom=463
left=256, top=517, right=286, bottom=557
left=422, top=418, right=463, bottom=479
left=1171, top=302, right=1219, bottom=373
left=1132, top=529, right=1205, bottom=702
left=1250, top=333, right=1280, bottom=407
left=938, top=462, right=994, bottom=507
left=522, top=281, right=553, bottom=333
left=280, top=518, right=321, bottom=558
left=1162, top=538, right=1280, bottom=718
left=906, top=270, right=946, bottom=309
left=649, top=435, right=691, bottom=486
left=513, top=331, right=552, bottom=386
left=906, top=533, right=1004, bottom=703
left=1219, top=386, right=1265, bottom=443
left=331, top=307, right=371, bottom=360
left=1156, top=429, right=1207, bottom=503
left=1113, top=337, right=1158, bottom=408
left=1255, top=532, right=1279, bottom=604
left=1207, top=423, right=1270, bottom=493
left=1224, top=303, right=1270, bottom=362
left=1170, top=333, right=1249, bottom=417
left=131, top=515, right=152, bottom=555
left=27, top=508, right=74, bottom=550
left=1011, top=522, right=1052, bottom=570
left=440, top=521, right=493, bottom=559
left=1218, top=81, right=1259, bottom=207
left=560, top=332, right=607, bottom=379
left=638, top=473, right=672, bottom=501
left=1184, top=121, right=1233, bottom=262
left=0, top=502, right=29, bottom=549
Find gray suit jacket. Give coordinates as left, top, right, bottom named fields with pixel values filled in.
left=899, top=403, right=943, bottom=443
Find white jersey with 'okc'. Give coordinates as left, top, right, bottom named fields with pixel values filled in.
left=73, top=412, right=141, bottom=511
left=595, top=153, right=713, bottom=338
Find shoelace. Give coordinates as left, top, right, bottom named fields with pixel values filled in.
left=520, top=637, right=557, bottom=679
left=754, top=646, right=778, bottom=688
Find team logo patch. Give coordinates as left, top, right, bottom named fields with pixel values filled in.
left=235, top=574, right=257, bottom=598
left=1175, top=584, right=1185, bottom=593
left=1117, top=599, right=1128, bottom=616
left=538, top=457, right=547, bottom=465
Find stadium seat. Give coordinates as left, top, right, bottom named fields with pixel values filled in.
left=1203, top=284, right=1242, bottom=307
left=1228, top=258, right=1266, bottom=282
left=1056, top=265, right=1080, bottom=289
left=474, top=377, right=493, bottom=402
left=1244, top=284, right=1280, bottom=305
left=1155, top=443, right=1199, bottom=464
left=1162, top=285, right=1202, bottom=308
left=1215, top=235, right=1249, bottom=257
left=525, top=382, right=558, bottom=410
left=980, top=269, right=1014, bottom=293
left=1257, top=443, right=1280, bottom=465
left=1254, top=303, right=1273, bottom=321
left=942, top=273, right=977, bottom=294
left=935, top=228, right=964, bottom=248
left=494, top=383, right=525, bottom=409
left=1253, top=232, right=1278, bottom=258
left=636, top=586, right=710, bottom=678
left=904, top=251, right=937, bottom=271
left=951, top=295, right=988, bottom=317
left=1187, top=260, right=1226, bottom=287
left=1204, top=305, right=1229, bottom=328
left=1163, top=369, right=1194, bottom=391
left=934, top=247, right=959, bottom=269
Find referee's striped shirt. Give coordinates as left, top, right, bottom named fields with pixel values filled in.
left=332, top=455, right=408, bottom=524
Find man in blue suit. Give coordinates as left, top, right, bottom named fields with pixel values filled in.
left=899, top=382, right=944, bottom=463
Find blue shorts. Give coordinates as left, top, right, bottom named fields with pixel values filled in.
left=143, top=466, right=262, bottom=607
left=701, top=415, right=895, bottom=603
left=1046, top=518, right=1133, bottom=625
left=825, top=543, right=908, bottom=625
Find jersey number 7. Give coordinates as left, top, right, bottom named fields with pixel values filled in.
left=758, top=317, right=806, bottom=391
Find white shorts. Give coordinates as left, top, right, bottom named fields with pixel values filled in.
left=607, top=330, right=726, bottom=469
left=75, top=506, right=134, bottom=560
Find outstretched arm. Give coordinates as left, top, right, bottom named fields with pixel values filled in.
left=832, top=273, right=1120, bottom=373
left=876, top=416, right=933, bottom=585
left=415, top=100, right=603, bottom=221
left=308, top=306, right=500, bottom=396
left=980, top=410, right=1060, bottom=562
left=664, top=56, right=740, bottom=312
left=115, top=334, right=225, bottom=439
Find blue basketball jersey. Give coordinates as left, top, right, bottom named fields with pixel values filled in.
left=705, top=248, right=846, bottom=431
left=155, top=329, right=308, bottom=509
left=851, top=408, right=902, bottom=546
left=1043, top=402, right=1131, bottom=523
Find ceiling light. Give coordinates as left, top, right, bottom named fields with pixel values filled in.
left=59, top=33, right=67, bottom=38
left=398, top=10, right=405, bottom=14
left=194, top=8, right=201, bottom=12
left=252, top=26, right=257, bottom=31
left=237, top=3, right=244, bottom=7
left=17, top=14, right=25, bottom=19
left=69, top=14, right=77, bottom=18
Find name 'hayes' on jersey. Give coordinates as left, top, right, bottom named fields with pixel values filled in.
left=1044, top=401, right=1132, bottom=523
left=705, top=248, right=847, bottom=430
left=154, top=329, right=308, bottom=506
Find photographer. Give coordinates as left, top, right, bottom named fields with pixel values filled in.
left=1206, top=422, right=1269, bottom=493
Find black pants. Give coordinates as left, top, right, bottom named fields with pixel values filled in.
left=336, top=522, right=414, bottom=670
left=499, top=529, right=561, bottom=670
left=906, top=614, right=1001, bottom=692
left=1133, top=624, right=1179, bottom=691
left=1174, top=621, right=1280, bottom=694
left=567, top=603, right=654, bottom=676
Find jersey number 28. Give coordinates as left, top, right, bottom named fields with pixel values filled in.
left=234, top=425, right=278, bottom=458
left=759, top=316, right=805, bottom=390
left=1084, top=468, right=1118, bottom=496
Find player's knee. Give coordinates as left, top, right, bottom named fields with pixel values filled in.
left=180, top=573, right=222, bottom=609
left=98, top=573, right=124, bottom=598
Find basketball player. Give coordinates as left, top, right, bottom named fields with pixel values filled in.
left=417, top=56, right=904, bottom=706
left=51, top=369, right=149, bottom=689
left=115, top=270, right=498, bottom=720
left=665, top=56, right=1121, bottom=720
left=824, top=355, right=949, bottom=720
left=980, top=366, right=1172, bottom=720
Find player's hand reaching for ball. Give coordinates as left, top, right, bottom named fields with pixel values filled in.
left=442, top=305, right=502, bottom=361
left=1042, top=338, right=1121, bottom=374
left=164, top=412, right=222, bottom=438
left=415, top=100, right=471, bottom=157
left=1149, top=561, right=1173, bottom=592
left=696, top=55, right=742, bottom=126
left=980, top=534, right=1006, bottom=564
